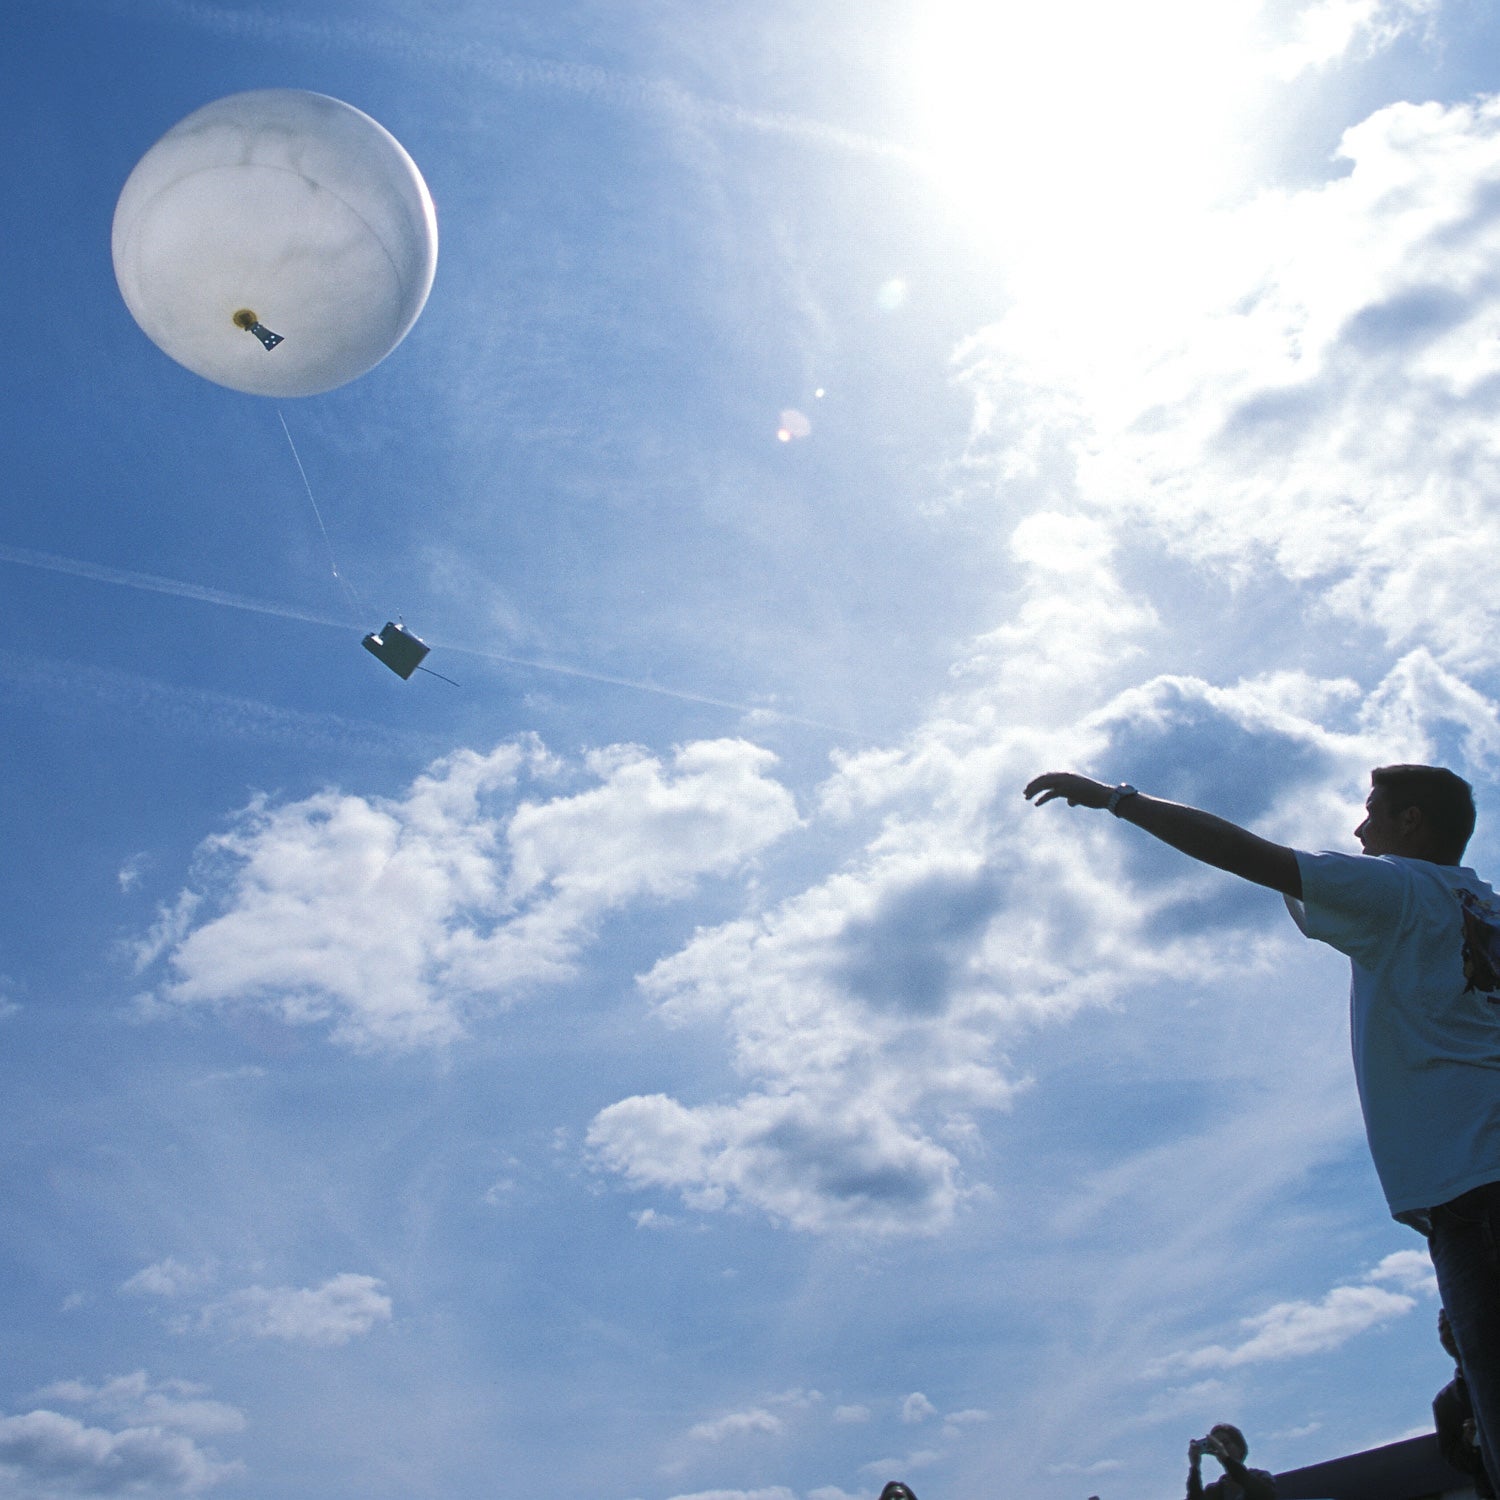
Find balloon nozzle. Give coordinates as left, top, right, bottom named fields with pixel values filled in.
left=233, top=309, right=284, bottom=350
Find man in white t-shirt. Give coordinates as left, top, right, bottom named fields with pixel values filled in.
left=1024, top=764, right=1500, bottom=1480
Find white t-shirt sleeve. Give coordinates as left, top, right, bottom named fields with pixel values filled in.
left=1286, top=851, right=1411, bottom=969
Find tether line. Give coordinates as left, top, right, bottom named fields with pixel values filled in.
left=277, top=406, right=363, bottom=623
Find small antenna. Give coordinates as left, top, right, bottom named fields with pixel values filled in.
left=233, top=308, right=284, bottom=350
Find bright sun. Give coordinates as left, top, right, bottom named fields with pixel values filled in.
left=906, top=0, right=1267, bottom=254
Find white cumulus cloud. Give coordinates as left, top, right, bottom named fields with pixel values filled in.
left=135, top=738, right=798, bottom=1051
left=901, top=1392, right=937, bottom=1424
left=1161, top=1253, right=1435, bottom=1371
left=0, top=1374, right=244, bottom=1497
left=1271, top=0, right=1439, bottom=77
left=35, top=1373, right=244, bottom=1439
left=197, top=1273, right=392, bottom=1346
left=665, top=1490, right=798, bottom=1500
left=120, top=1259, right=217, bottom=1300
left=1367, top=1247, right=1440, bottom=1295
left=686, top=1408, right=783, bottom=1444
left=968, top=93, right=1500, bottom=676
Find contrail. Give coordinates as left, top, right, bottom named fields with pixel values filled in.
left=0, top=542, right=856, bottom=733
left=0, top=543, right=348, bottom=630
left=0, top=647, right=442, bottom=760
left=433, top=637, right=855, bottom=733
left=94, top=0, right=925, bottom=166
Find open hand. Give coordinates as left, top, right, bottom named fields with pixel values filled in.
left=1024, top=772, right=1111, bottom=810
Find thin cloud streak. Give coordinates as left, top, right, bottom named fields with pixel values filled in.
left=438, top=637, right=861, bottom=735
left=0, top=543, right=855, bottom=731
left=0, top=650, right=439, bottom=758
left=92, top=0, right=922, bottom=164
left=0, top=542, right=347, bottom=630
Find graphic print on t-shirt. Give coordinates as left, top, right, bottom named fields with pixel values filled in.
left=1458, top=888, right=1500, bottom=996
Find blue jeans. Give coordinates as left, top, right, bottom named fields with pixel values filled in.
left=1428, top=1182, right=1500, bottom=1486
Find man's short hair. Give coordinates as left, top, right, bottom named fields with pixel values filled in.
left=1211, top=1424, right=1249, bottom=1461
left=1372, top=764, right=1476, bottom=860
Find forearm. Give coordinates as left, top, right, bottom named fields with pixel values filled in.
left=1024, top=774, right=1303, bottom=897
left=1214, top=1454, right=1253, bottom=1492
left=1116, top=793, right=1302, bottom=898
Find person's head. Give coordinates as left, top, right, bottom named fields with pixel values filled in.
left=1210, top=1425, right=1249, bottom=1464
left=1356, top=765, right=1475, bottom=864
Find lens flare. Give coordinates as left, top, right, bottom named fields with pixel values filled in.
left=777, top=409, right=812, bottom=442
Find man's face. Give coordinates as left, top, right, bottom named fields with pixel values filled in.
left=1356, top=785, right=1409, bottom=857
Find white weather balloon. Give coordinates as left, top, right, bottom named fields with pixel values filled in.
left=112, top=90, right=438, bottom=398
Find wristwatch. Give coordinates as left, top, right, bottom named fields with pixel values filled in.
left=1106, top=783, right=1138, bottom=816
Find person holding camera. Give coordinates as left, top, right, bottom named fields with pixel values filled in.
left=1186, top=1423, right=1275, bottom=1500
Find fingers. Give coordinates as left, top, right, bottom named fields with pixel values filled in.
left=1025, top=772, right=1114, bottom=811
left=1024, top=773, right=1078, bottom=806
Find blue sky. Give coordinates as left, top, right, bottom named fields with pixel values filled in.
left=7, top=1, right=1500, bottom=1497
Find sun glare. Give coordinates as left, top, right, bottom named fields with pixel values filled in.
left=902, top=0, right=1281, bottom=381
left=908, top=0, right=1266, bottom=251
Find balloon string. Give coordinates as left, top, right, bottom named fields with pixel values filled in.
left=277, top=407, right=364, bottom=623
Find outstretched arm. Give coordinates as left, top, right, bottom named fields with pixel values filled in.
left=1024, top=773, right=1302, bottom=900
